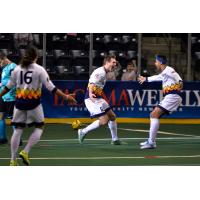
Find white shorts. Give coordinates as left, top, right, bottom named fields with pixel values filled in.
left=85, top=98, right=111, bottom=118
left=158, top=94, right=182, bottom=113
left=12, top=104, right=44, bottom=127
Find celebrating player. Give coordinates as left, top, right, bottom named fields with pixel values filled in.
left=138, top=55, right=183, bottom=149
left=0, top=46, right=77, bottom=166
left=78, top=55, right=121, bottom=145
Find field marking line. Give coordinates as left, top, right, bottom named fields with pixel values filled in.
left=1, top=155, right=200, bottom=160
left=118, top=128, right=197, bottom=137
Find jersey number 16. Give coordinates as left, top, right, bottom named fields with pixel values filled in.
left=20, top=71, right=33, bottom=84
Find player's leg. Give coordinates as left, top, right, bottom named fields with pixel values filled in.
left=0, top=99, right=7, bottom=144
left=140, top=94, right=182, bottom=149
left=10, top=127, right=24, bottom=165
left=106, top=110, right=121, bottom=144
left=19, top=104, right=44, bottom=166
left=10, top=107, right=26, bottom=165
left=78, top=98, right=110, bottom=143
left=140, top=107, right=164, bottom=149
left=6, top=101, right=23, bottom=146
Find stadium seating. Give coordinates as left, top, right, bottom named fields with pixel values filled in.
left=0, top=33, right=138, bottom=80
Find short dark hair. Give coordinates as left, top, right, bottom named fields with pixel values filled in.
left=127, top=61, right=134, bottom=66
left=103, top=55, right=116, bottom=65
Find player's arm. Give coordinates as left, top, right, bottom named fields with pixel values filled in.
left=88, top=83, right=97, bottom=103
left=172, top=70, right=183, bottom=89
left=138, top=74, right=162, bottom=84
left=40, top=68, right=77, bottom=104
left=54, top=88, right=77, bottom=104
left=137, top=75, right=147, bottom=84
left=0, top=68, right=16, bottom=97
left=0, top=86, right=10, bottom=98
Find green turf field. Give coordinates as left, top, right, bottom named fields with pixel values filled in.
left=1, top=123, right=200, bottom=166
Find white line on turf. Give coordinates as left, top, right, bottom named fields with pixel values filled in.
left=118, top=128, right=197, bottom=137
left=3, top=136, right=199, bottom=143
left=1, top=155, right=200, bottom=160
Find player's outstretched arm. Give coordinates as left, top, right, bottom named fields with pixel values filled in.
left=55, top=89, right=77, bottom=104
left=137, top=76, right=147, bottom=84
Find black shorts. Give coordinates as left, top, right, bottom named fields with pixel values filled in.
left=0, top=98, right=15, bottom=118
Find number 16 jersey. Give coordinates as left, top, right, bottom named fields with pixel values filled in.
left=6, top=63, right=56, bottom=110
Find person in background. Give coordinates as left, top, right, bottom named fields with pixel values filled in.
left=121, top=61, right=137, bottom=81
left=13, top=33, right=34, bottom=50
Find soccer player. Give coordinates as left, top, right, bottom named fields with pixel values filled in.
left=78, top=55, right=121, bottom=145
left=0, top=51, right=18, bottom=144
left=0, top=46, right=77, bottom=166
left=138, top=55, right=183, bottom=149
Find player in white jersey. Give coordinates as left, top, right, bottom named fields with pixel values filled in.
left=0, top=46, right=77, bottom=166
left=78, top=55, right=121, bottom=145
left=138, top=55, right=183, bottom=149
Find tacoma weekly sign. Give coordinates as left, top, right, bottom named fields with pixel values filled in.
left=42, top=81, right=200, bottom=119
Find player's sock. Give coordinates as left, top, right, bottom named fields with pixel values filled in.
left=108, top=120, right=118, bottom=141
left=0, top=112, right=6, bottom=140
left=82, top=120, right=100, bottom=134
left=149, top=118, right=160, bottom=144
left=13, top=126, right=23, bottom=146
left=10, top=128, right=23, bottom=160
left=24, top=128, right=43, bottom=153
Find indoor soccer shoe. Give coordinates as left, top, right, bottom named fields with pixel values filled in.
left=111, top=140, right=122, bottom=145
left=78, top=129, right=86, bottom=144
left=19, top=150, right=30, bottom=166
left=10, top=160, right=19, bottom=166
left=140, top=140, right=156, bottom=149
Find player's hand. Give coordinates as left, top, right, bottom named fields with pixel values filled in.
left=138, top=76, right=146, bottom=84
left=89, top=93, right=96, bottom=103
left=66, top=94, right=77, bottom=104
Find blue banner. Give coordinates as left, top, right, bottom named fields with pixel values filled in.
left=42, top=80, right=200, bottom=119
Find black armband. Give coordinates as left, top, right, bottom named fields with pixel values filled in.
left=52, top=87, right=57, bottom=94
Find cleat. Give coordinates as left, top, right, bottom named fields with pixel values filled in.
left=78, top=129, right=86, bottom=144
left=0, top=138, right=8, bottom=144
left=19, top=150, right=30, bottom=166
left=140, top=140, right=156, bottom=147
left=111, top=140, right=122, bottom=145
left=140, top=140, right=156, bottom=149
left=10, top=160, right=19, bottom=166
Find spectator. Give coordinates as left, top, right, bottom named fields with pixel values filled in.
left=121, top=61, right=137, bottom=81
left=13, top=33, right=34, bottom=50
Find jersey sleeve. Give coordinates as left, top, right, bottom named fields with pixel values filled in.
left=89, top=70, right=102, bottom=85
left=40, top=67, right=56, bottom=92
left=147, top=74, right=162, bottom=82
left=171, top=70, right=182, bottom=82
left=6, top=67, right=16, bottom=89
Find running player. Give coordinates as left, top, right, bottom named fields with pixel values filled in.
left=0, top=46, right=77, bottom=165
left=78, top=55, right=121, bottom=145
left=138, top=55, right=183, bottom=149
